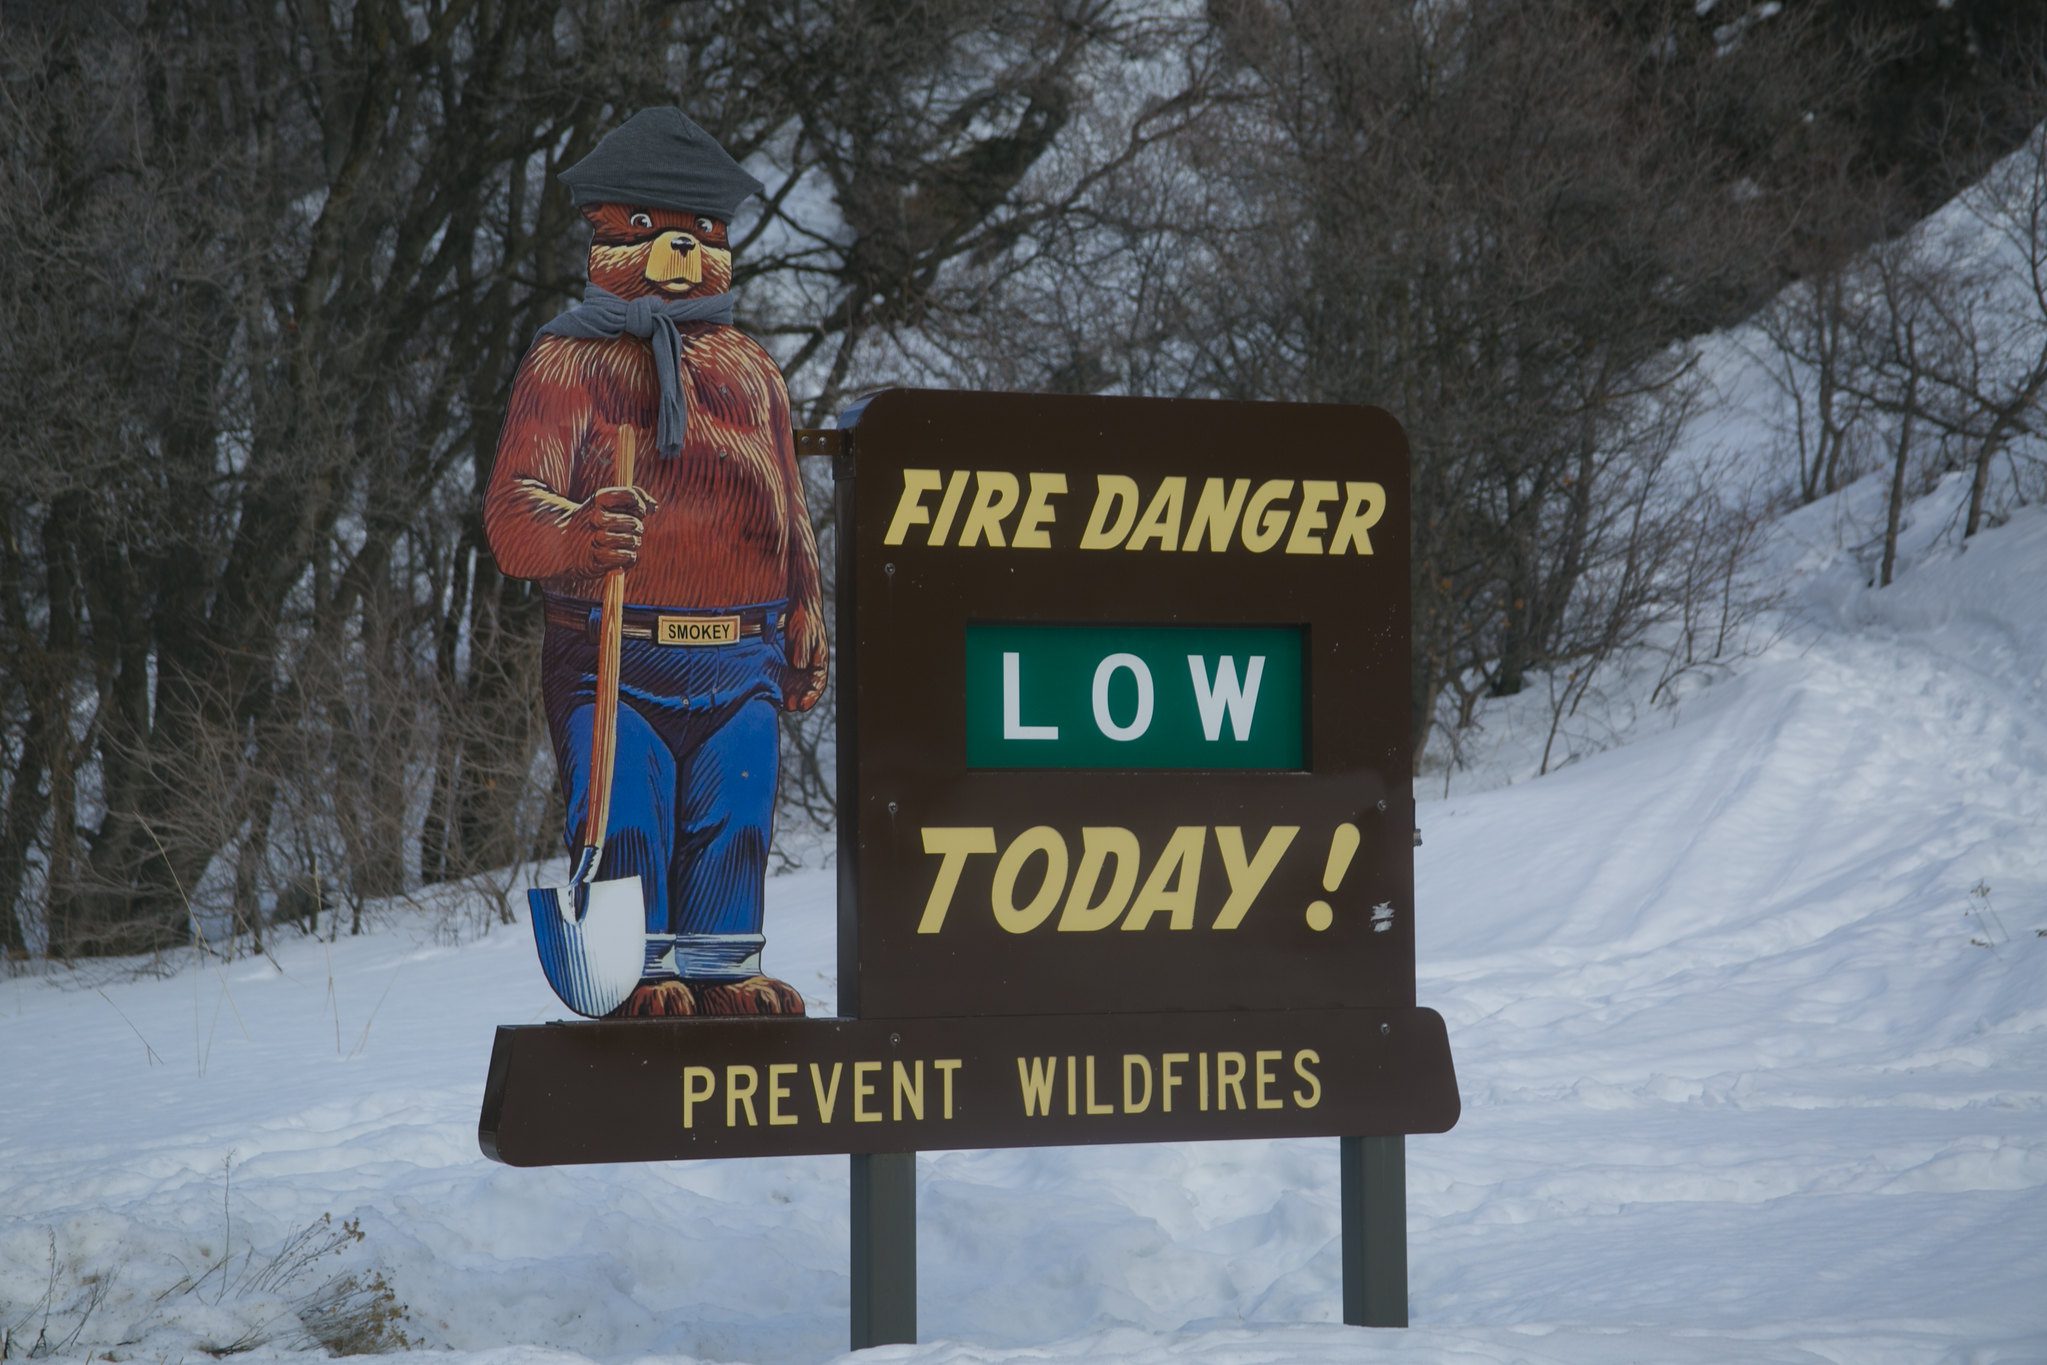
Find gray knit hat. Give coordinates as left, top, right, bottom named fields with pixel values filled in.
left=559, top=108, right=765, bottom=221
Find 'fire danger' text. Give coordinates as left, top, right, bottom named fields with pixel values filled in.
left=883, top=470, right=1387, bottom=555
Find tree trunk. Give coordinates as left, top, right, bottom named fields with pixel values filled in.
left=452, top=569, right=547, bottom=876
left=228, top=776, right=275, bottom=956
left=1965, top=364, right=2047, bottom=538
left=1880, top=351, right=1918, bottom=589
left=0, top=718, right=38, bottom=956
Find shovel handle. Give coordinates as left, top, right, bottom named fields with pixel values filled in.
left=579, top=425, right=636, bottom=851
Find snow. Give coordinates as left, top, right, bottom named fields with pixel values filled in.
left=4, top=485, right=2044, bottom=1363
left=14, top=133, right=2047, bottom=1358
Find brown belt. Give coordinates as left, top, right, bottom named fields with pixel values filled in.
left=544, top=597, right=783, bottom=646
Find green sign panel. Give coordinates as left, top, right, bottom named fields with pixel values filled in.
left=965, top=623, right=1305, bottom=769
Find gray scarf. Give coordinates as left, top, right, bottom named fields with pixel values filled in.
left=535, top=285, right=736, bottom=458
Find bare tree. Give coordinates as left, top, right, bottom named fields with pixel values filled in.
left=1941, top=116, right=2047, bottom=533
left=1140, top=0, right=1814, bottom=767
left=1753, top=266, right=1881, bottom=505
left=7, top=0, right=2046, bottom=956
left=0, top=0, right=1214, bottom=956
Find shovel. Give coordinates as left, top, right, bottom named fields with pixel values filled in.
left=527, top=425, right=648, bottom=1018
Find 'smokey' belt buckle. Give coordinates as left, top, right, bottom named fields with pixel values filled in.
left=656, top=614, right=742, bottom=646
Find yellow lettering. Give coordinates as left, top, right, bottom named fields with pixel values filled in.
left=993, top=826, right=1068, bottom=934
left=1120, top=825, right=1205, bottom=931
left=1122, top=1054, right=1154, bottom=1113
left=768, top=1063, right=798, bottom=1126
left=853, top=1061, right=882, bottom=1122
left=1125, top=476, right=1186, bottom=552
left=810, top=1062, right=843, bottom=1123
left=1058, top=826, right=1140, bottom=932
left=1185, top=478, right=1249, bottom=552
left=930, top=469, right=971, bottom=546
left=1018, top=1056, right=1057, bottom=1116
left=683, top=1065, right=715, bottom=1128
left=1241, top=479, right=1294, bottom=553
left=918, top=827, right=996, bottom=934
left=892, top=1060, right=925, bottom=1122
left=1254, top=1050, right=1283, bottom=1110
left=934, top=1058, right=962, bottom=1119
left=1014, top=472, right=1067, bottom=549
left=882, top=469, right=942, bottom=546
left=1079, top=475, right=1140, bottom=549
left=1065, top=1055, right=1078, bottom=1116
left=1084, top=1055, right=1113, bottom=1115
left=1286, top=479, right=1338, bottom=555
left=726, top=1065, right=759, bottom=1127
left=1293, top=1050, right=1322, bottom=1108
left=1198, top=1051, right=1210, bottom=1110
left=958, top=471, right=1021, bottom=548
left=1329, top=481, right=1386, bottom=556
left=1161, top=1052, right=1187, bottom=1113
left=1210, top=826, right=1299, bottom=930
left=1216, top=1052, right=1247, bottom=1112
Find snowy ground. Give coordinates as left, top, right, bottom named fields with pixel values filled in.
left=5, top=490, right=2047, bottom=1363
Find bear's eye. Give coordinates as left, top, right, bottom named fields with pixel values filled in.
left=695, top=216, right=716, bottom=235
left=629, top=212, right=653, bottom=229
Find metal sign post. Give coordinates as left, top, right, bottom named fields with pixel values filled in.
left=850, top=1151, right=916, bottom=1347
left=1343, top=1134, right=1408, bottom=1327
left=831, top=443, right=918, bottom=1352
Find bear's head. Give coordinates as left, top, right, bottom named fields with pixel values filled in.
left=582, top=203, right=732, bottom=302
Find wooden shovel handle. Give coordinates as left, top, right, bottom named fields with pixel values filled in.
left=579, top=425, right=636, bottom=851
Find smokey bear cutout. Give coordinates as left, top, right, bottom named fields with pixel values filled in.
left=485, top=108, right=826, bottom=1019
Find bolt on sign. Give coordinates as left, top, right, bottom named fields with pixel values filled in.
left=480, top=389, right=1458, bottom=1170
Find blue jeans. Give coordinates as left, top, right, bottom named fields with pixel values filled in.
left=541, top=600, right=784, bottom=982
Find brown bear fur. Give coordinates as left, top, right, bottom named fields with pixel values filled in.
left=483, top=203, right=827, bottom=710
left=489, top=203, right=821, bottom=1018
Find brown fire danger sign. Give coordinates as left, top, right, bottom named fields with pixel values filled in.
left=836, top=390, right=1421, bottom=1021
left=481, top=389, right=1457, bottom=1166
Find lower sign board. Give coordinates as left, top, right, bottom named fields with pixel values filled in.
left=479, top=1007, right=1458, bottom=1165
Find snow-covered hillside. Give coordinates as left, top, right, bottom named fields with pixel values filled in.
left=3, top=470, right=2043, bottom=1363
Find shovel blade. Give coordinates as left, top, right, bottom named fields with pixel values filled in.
left=527, top=874, right=646, bottom=1018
